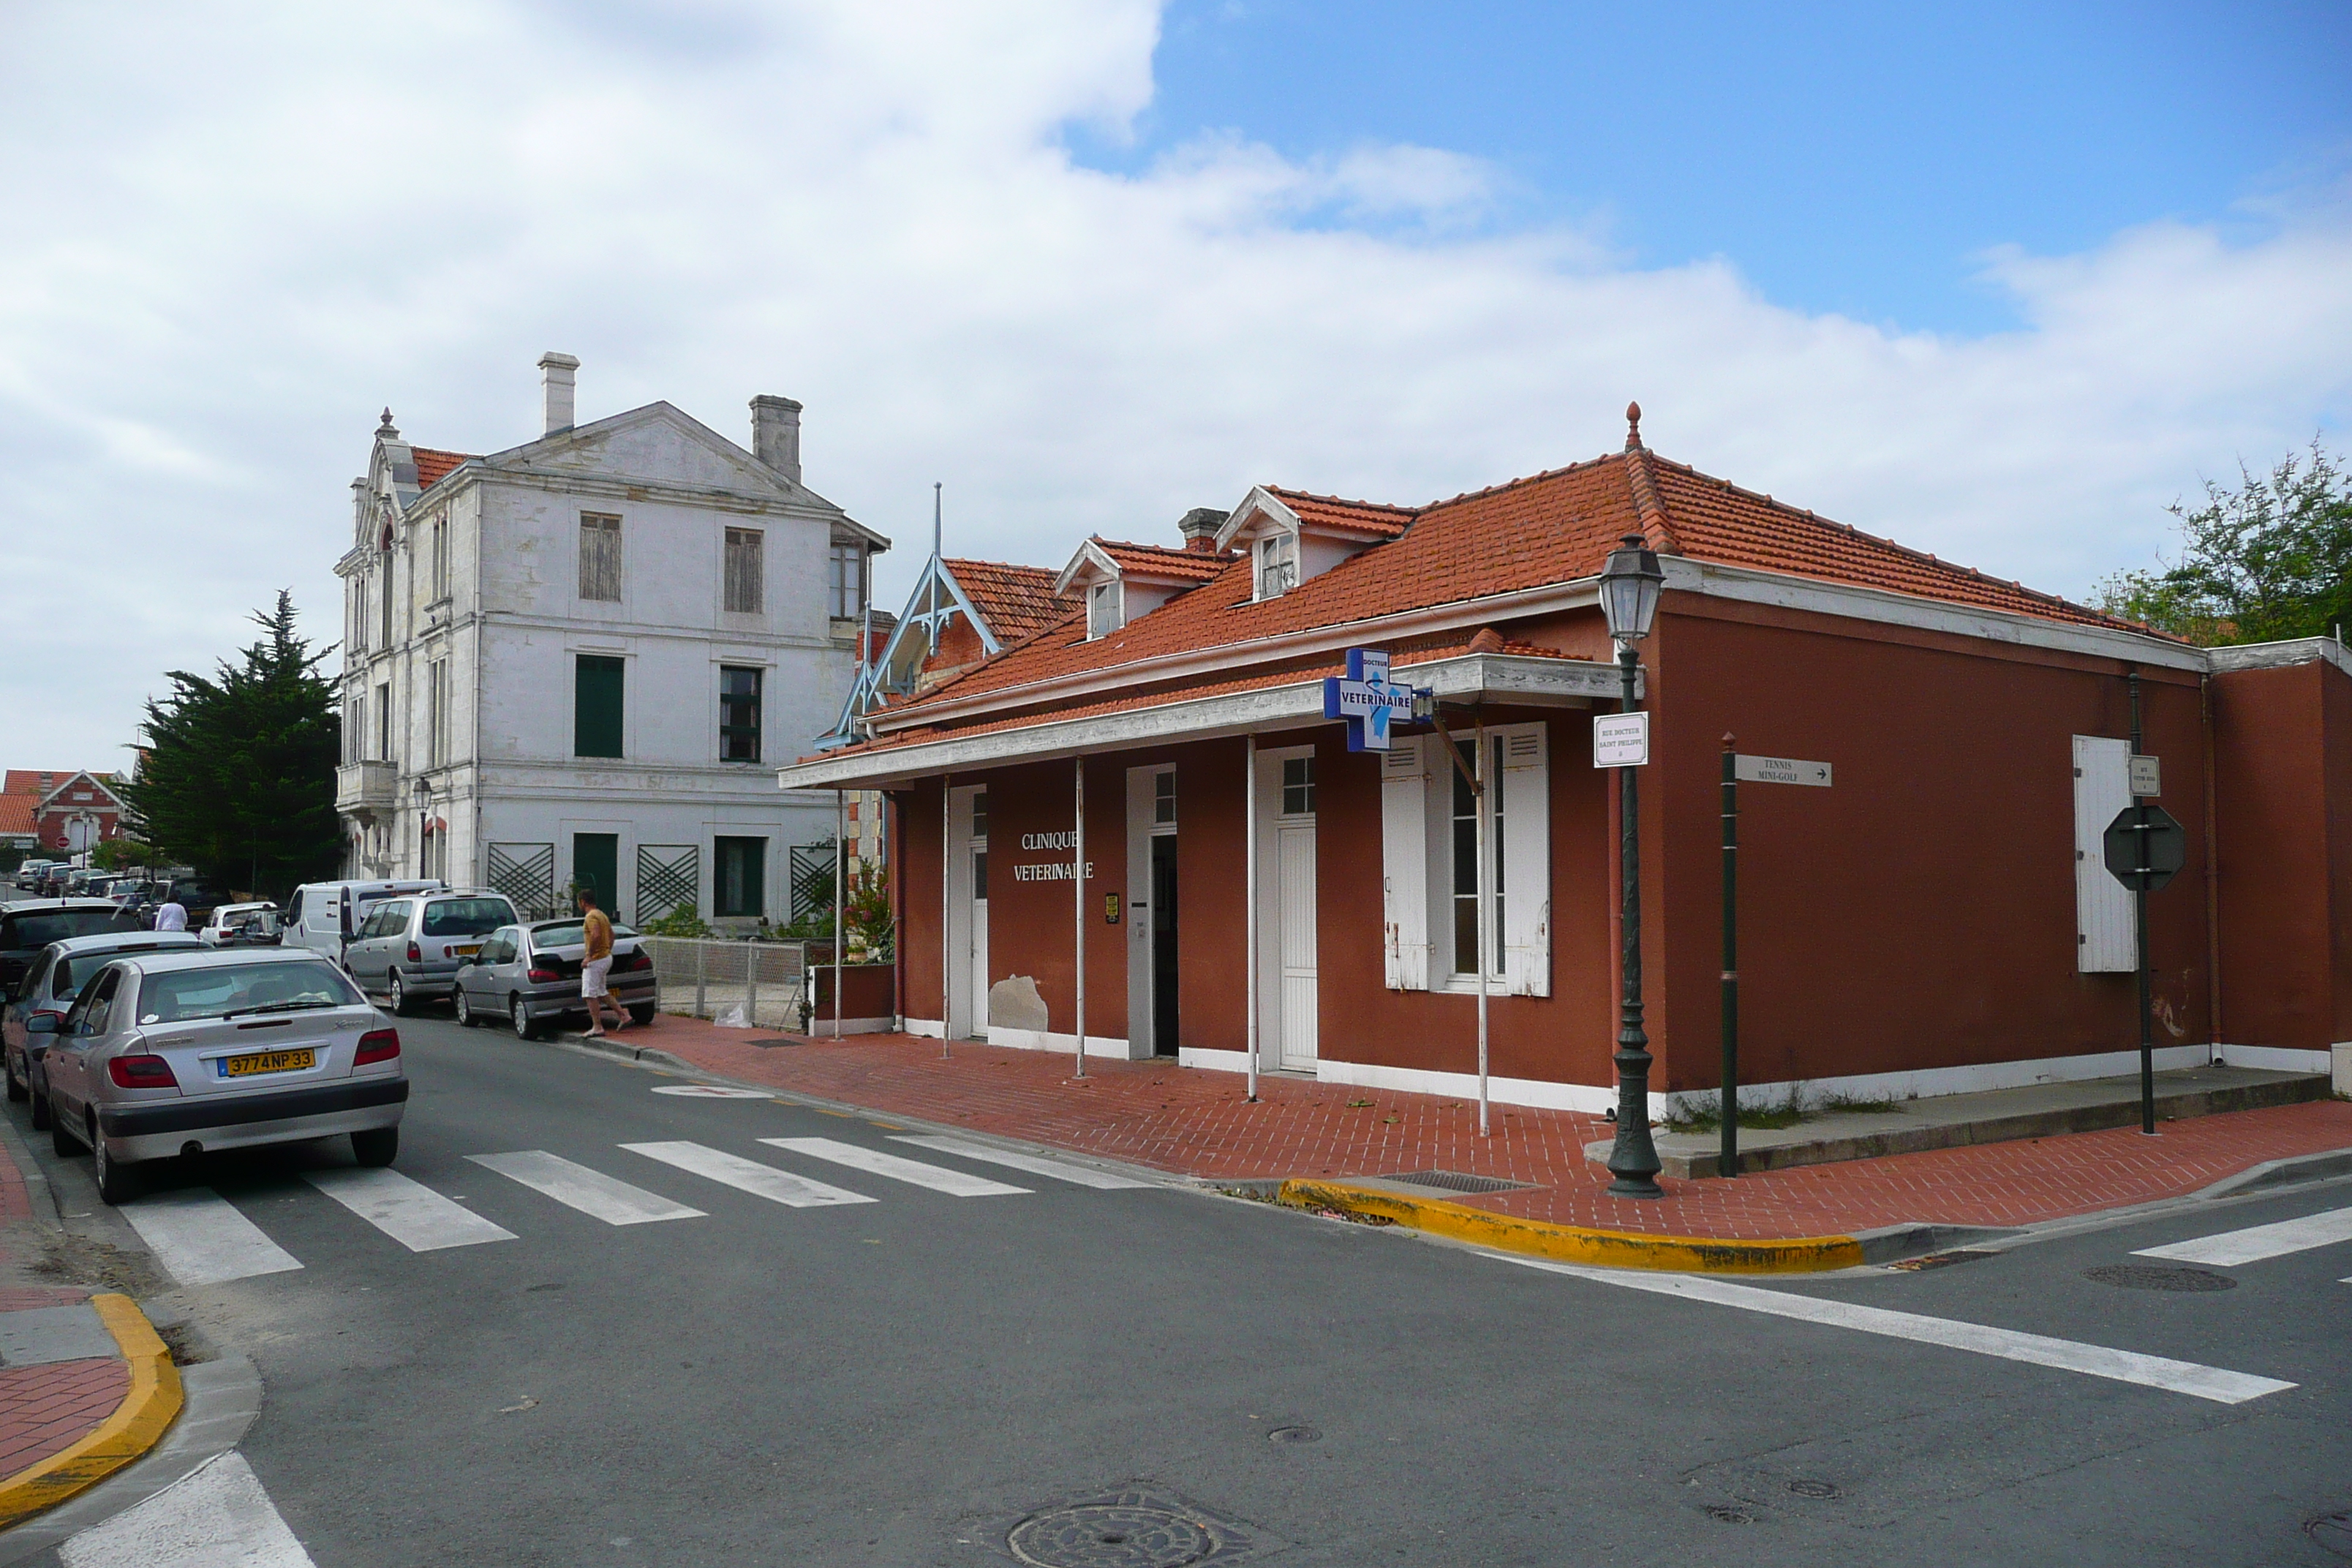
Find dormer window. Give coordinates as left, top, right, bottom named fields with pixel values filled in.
left=1087, top=580, right=1123, bottom=639
left=1254, top=532, right=1298, bottom=600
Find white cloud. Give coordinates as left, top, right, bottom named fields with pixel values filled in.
left=1, top=0, right=2346, bottom=765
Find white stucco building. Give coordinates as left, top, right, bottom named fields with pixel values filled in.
left=333, top=353, right=886, bottom=928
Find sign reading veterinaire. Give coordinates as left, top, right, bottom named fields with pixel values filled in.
left=1733, top=754, right=1833, bottom=788
left=1322, top=648, right=1422, bottom=753
left=1594, top=712, right=1650, bottom=767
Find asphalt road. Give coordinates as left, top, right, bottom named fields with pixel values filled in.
left=10, top=1016, right=2352, bottom=1567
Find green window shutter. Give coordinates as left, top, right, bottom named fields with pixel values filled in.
left=575, top=655, right=625, bottom=758
left=573, top=833, right=619, bottom=908
left=715, top=836, right=766, bottom=918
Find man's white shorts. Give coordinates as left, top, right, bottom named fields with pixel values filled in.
left=581, top=957, right=613, bottom=998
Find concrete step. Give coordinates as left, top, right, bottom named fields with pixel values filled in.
left=1585, top=1065, right=2335, bottom=1180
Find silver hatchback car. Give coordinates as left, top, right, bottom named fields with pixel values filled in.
left=33, top=948, right=409, bottom=1204
left=341, top=890, right=519, bottom=1015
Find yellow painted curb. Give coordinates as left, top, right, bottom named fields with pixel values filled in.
left=1277, top=1179, right=1866, bottom=1275
left=0, top=1294, right=184, bottom=1531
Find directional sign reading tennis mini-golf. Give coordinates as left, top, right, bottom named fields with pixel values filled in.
left=1733, top=755, right=1833, bottom=787
left=2103, top=805, right=2187, bottom=892
left=1322, top=648, right=1421, bottom=753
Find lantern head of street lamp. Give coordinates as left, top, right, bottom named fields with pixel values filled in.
left=1599, top=532, right=1665, bottom=646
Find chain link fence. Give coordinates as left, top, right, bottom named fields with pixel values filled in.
left=641, top=937, right=821, bottom=1031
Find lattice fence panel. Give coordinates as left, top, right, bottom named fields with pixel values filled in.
left=487, top=842, right=557, bottom=919
left=789, top=840, right=836, bottom=920
left=635, top=844, right=698, bottom=926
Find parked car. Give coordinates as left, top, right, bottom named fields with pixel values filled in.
left=34, top=867, right=75, bottom=897
left=199, top=902, right=282, bottom=948
left=106, top=880, right=157, bottom=908
left=342, top=891, right=517, bottom=1014
left=118, top=877, right=230, bottom=931
left=0, top=900, right=134, bottom=998
left=4, top=931, right=207, bottom=1128
left=13, top=862, right=60, bottom=892
left=31, top=947, right=408, bottom=1203
left=282, top=880, right=449, bottom=961
left=452, top=919, right=656, bottom=1037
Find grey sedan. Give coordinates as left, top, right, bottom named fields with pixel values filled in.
left=35, top=948, right=409, bottom=1204
left=451, top=921, right=657, bottom=1039
left=4, top=930, right=206, bottom=1129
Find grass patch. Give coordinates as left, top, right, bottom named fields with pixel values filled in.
left=1662, top=1085, right=1909, bottom=1133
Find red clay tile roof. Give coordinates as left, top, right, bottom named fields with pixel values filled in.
left=882, top=445, right=2163, bottom=727
left=412, top=448, right=474, bottom=489
left=1096, top=540, right=1236, bottom=583
left=4, top=770, right=116, bottom=804
left=0, top=795, right=35, bottom=836
left=1269, top=489, right=1416, bottom=538
left=945, top=559, right=1081, bottom=647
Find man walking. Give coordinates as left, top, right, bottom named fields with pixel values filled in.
left=578, top=888, right=626, bottom=1038
left=152, top=892, right=188, bottom=932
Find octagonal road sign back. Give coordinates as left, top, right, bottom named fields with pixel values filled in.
left=2103, top=805, right=2187, bottom=892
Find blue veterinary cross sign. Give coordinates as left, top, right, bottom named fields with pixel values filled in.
left=1322, top=648, right=1422, bottom=753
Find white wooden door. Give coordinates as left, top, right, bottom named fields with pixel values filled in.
left=969, top=843, right=990, bottom=1036
left=1275, top=823, right=1319, bottom=1069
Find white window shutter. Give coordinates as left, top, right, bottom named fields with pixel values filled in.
left=1380, top=739, right=1430, bottom=990
left=1499, top=723, right=1551, bottom=996
left=2073, top=735, right=2135, bottom=973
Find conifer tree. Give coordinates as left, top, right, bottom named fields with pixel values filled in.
left=121, top=592, right=342, bottom=897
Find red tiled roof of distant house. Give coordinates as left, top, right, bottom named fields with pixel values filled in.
left=412, top=448, right=475, bottom=489
left=1096, top=540, right=1237, bottom=582
left=886, top=445, right=2166, bottom=720
left=4, top=771, right=115, bottom=804
left=946, top=559, right=1082, bottom=647
left=0, top=795, right=35, bottom=836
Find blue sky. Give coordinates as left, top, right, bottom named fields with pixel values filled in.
left=1081, top=1, right=2352, bottom=334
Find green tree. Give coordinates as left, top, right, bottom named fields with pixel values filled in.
left=91, top=837, right=155, bottom=872
left=2095, top=441, right=2352, bottom=646
left=120, top=592, right=342, bottom=899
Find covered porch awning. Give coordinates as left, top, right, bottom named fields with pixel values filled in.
left=775, top=650, right=1634, bottom=791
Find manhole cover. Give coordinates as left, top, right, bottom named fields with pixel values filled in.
left=2310, top=1511, right=2352, bottom=1559
left=1008, top=1506, right=1218, bottom=1567
left=2084, top=1264, right=2236, bottom=1292
left=1786, top=1478, right=1841, bottom=1499
left=1382, top=1169, right=1536, bottom=1195
left=1267, top=1425, right=1321, bottom=1444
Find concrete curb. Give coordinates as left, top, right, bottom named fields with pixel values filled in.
left=1275, top=1179, right=1866, bottom=1274
left=2195, top=1145, right=2352, bottom=1199
left=0, top=1295, right=184, bottom=1531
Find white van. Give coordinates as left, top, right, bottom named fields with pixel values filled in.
left=282, top=880, right=448, bottom=960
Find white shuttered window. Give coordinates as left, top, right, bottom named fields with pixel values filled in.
left=2073, top=735, right=2136, bottom=972
left=1498, top=724, right=1551, bottom=995
left=1379, top=739, right=1431, bottom=990
left=579, top=513, right=623, bottom=603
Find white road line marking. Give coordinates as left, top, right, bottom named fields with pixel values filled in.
left=620, top=1142, right=876, bottom=1207
left=467, top=1150, right=706, bottom=1225
left=2133, top=1204, right=2352, bottom=1267
left=761, top=1137, right=1030, bottom=1196
left=301, top=1166, right=518, bottom=1251
left=118, top=1190, right=304, bottom=1286
left=649, top=1085, right=772, bottom=1098
left=60, top=1450, right=316, bottom=1568
left=1505, top=1256, right=2296, bottom=1406
left=889, top=1134, right=1155, bottom=1189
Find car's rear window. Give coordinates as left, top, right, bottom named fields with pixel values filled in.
left=6, top=911, right=120, bottom=948
left=135, top=961, right=361, bottom=1024
left=423, top=898, right=515, bottom=937
left=529, top=921, right=636, bottom=949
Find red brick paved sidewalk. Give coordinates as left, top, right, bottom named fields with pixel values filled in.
left=606, top=1016, right=2352, bottom=1240
left=0, top=1126, right=122, bottom=1501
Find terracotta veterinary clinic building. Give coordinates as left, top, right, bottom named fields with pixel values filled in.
left=777, top=411, right=2352, bottom=1114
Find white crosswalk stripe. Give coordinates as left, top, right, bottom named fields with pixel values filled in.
left=119, top=1189, right=304, bottom=1286
left=302, top=1166, right=518, bottom=1251
left=762, top=1136, right=1030, bottom=1196
left=60, top=1451, right=314, bottom=1568
left=622, top=1141, right=875, bottom=1207
left=467, top=1150, right=706, bottom=1225
left=889, top=1134, right=1156, bottom=1189
left=2133, top=1203, right=2352, bottom=1267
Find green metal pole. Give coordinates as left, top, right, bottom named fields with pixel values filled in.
left=1721, top=735, right=1738, bottom=1179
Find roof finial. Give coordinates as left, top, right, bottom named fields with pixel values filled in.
left=379, top=407, right=395, bottom=431
left=1624, top=401, right=1643, bottom=451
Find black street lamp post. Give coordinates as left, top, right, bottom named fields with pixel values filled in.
left=1599, top=532, right=1665, bottom=1198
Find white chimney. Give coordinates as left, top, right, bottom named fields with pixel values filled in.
left=539, top=352, right=580, bottom=435
left=750, top=394, right=802, bottom=484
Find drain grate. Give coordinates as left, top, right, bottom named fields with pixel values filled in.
left=1382, top=1169, right=1536, bottom=1196
left=1004, top=1488, right=1265, bottom=1568
left=1885, top=1250, right=1998, bottom=1273
left=2084, top=1263, right=2236, bottom=1293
